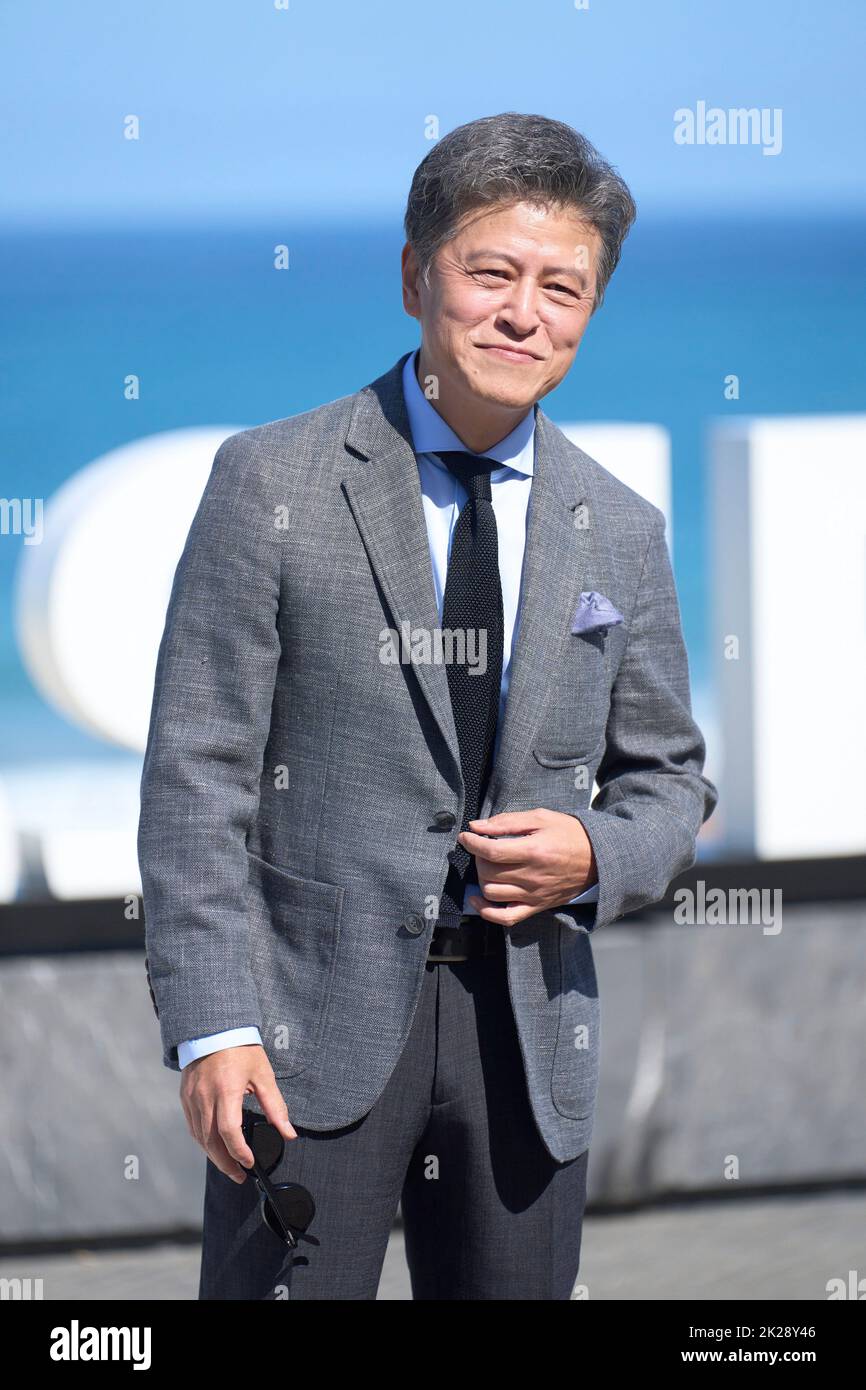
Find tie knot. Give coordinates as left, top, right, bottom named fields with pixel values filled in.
left=434, top=450, right=497, bottom=502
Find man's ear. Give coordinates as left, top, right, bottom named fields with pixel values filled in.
left=401, top=242, right=422, bottom=318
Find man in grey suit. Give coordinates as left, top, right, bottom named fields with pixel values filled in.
left=139, top=111, right=717, bottom=1300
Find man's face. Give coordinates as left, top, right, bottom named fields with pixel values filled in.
left=402, top=199, right=603, bottom=413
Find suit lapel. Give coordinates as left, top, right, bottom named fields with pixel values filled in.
left=342, top=353, right=462, bottom=780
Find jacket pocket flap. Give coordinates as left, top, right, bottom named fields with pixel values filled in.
left=246, top=850, right=343, bottom=916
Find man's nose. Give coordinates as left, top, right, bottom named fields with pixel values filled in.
left=498, top=277, right=542, bottom=333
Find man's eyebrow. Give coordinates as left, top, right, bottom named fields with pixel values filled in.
left=466, top=249, right=590, bottom=287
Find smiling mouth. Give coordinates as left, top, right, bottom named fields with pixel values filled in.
left=477, top=345, right=541, bottom=362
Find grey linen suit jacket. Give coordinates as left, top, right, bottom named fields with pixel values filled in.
left=138, top=349, right=717, bottom=1162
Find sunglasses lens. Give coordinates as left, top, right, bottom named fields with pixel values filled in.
left=271, top=1183, right=315, bottom=1235
left=251, top=1121, right=284, bottom=1175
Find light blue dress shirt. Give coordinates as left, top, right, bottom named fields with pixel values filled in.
left=178, top=348, right=598, bottom=1068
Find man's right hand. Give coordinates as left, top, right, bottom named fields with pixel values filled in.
left=180, top=1045, right=297, bottom=1183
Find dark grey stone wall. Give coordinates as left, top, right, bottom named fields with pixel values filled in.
left=590, top=901, right=866, bottom=1201
left=1, top=900, right=863, bottom=1240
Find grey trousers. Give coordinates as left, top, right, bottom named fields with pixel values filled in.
left=199, top=942, right=589, bottom=1300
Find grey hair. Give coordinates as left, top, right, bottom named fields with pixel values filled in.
left=404, top=112, right=636, bottom=312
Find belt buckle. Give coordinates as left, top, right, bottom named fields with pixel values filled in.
left=427, top=918, right=471, bottom=963
left=428, top=917, right=475, bottom=961
left=426, top=946, right=470, bottom=962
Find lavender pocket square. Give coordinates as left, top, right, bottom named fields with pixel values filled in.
left=571, top=591, right=624, bottom=635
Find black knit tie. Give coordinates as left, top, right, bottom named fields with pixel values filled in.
left=435, top=450, right=504, bottom=924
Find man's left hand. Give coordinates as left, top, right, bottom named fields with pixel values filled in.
left=460, top=808, right=598, bottom=927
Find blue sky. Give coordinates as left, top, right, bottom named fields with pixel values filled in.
left=2, top=0, right=864, bottom=225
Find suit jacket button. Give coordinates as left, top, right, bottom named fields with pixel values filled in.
left=403, top=913, right=426, bottom=936
left=433, top=811, right=456, bottom=830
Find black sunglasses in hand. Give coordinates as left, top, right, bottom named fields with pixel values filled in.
left=241, top=1111, right=317, bottom=1249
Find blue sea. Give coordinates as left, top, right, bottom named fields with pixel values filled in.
left=1, top=214, right=864, bottom=765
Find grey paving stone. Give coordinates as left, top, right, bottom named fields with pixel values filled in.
left=2, top=1192, right=862, bottom=1301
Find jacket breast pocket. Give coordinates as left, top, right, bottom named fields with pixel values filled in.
left=245, top=850, right=344, bottom=1078
left=532, top=735, right=605, bottom=770
left=550, top=924, right=601, bottom=1119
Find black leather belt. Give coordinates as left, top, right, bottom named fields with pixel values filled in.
left=427, top=916, right=505, bottom=962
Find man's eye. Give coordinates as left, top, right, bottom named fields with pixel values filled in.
left=473, top=269, right=508, bottom=279
left=549, top=283, right=576, bottom=296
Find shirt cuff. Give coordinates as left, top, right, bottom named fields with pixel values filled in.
left=177, top=1027, right=263, bottom=1070
left=461, top=880, right=600, bottom=911
left=565, top=882, right=600, bottom=904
